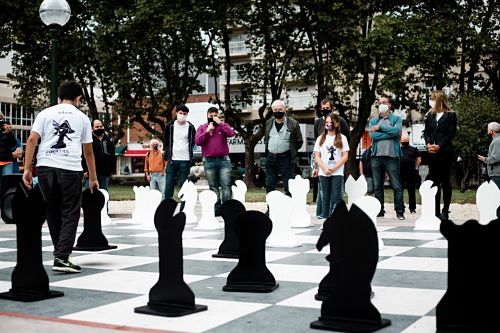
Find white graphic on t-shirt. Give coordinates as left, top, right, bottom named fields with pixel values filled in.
left=51, top=120, right=75, bottom=149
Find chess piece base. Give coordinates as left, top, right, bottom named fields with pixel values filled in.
left=212, top=252, right=239, bottom=259
left=73, top=244, right=117, bottom=251
left=310, top=316, right=391, bottom=332
left=0, top=289, right=64, bottom=302
left=223, top=282, right=279, bottom=293
left=134, top=303, right=207, bottom=317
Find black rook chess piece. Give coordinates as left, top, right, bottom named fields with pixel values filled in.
left=213, top=199, right=246, bottom=258
left=436, top=218, right=499, bottom=332
left=223, top=210, right=278, bottom=292
left=0, top=184, right=64, bottom=301
left=135, top=199, right=207, bottom=317
left=73, top=189, right=117, bottom=251
left=310, top=200, right=390, bottom=332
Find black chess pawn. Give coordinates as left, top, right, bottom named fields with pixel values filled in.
left=436, top=218, right=499, bottom=332
left=213, top=199, right=246, bottom=258
left=74, top=189, right=116, bottom=251
left=311, top=201, right=390, bottom=331
left=223, top=210, right=278, bottom=292
left=0, top=184, right=64, bottom=301
left=135, top=199, right=207, bottom=317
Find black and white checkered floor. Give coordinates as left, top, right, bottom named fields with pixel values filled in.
left=0, top=217, right=448, bottom=333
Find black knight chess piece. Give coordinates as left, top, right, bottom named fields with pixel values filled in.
left=223, top=210, right=278, bottom=292
left=74, top=189, right=117, bottom=251
left=0, top=184, right=64, bottom=301
left=135, top=199, right=207, bottom=317
left=436, top=218, right=499, bottom=332
left=213, top=199, right=246, bottom=259
left=311, top=200, right=390, bottom=332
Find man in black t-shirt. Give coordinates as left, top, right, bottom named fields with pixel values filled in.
left=400, top=135, right=421, bottom=213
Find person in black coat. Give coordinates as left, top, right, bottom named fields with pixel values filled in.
left=423, top=90, right=457, bottom=220
left=82, top=119, right=116, bottom=190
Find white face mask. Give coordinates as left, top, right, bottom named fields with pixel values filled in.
left=177, top=114, right=187, bottom=122
left=378, top=104, right=389, bottom=114
left=429, top=100, right=436, bottom=108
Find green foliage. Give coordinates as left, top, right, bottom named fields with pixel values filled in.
left=453, top=93, right=500, bottom=155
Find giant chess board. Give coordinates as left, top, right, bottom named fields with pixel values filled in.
left=0, top=215, right=447, bottom=333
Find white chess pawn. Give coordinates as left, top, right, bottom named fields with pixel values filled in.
left=195, top=190, right=222, bottom=230
left=99, top=189, right=112, bottom=225
left=232, top=179, right=247, bottom=205
left=178, top=180, right=198, bottom=224
left=476, top=180, right=500, bottom=225
left=414, top=180, right=441, bottom=230
left=145, top=189, right=162, bottom=225
left=266, top=191, right=302, bottom=248
left=289, top=175, right=312, bottom=228
left=132, top=185, right=150, bottom=224
left=345, top=175, right=368, bottom=209
left=353, top=195, right=384, bottom=250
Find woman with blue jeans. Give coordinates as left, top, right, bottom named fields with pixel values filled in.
left=314, top=114, right=349, bottom=219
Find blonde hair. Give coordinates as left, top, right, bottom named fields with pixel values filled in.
left=319, top=114, right=343, bottom=149
left=431, top=90, right=452, bottom=114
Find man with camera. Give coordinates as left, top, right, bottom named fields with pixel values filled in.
left=195, top=107, right=235, bottom=215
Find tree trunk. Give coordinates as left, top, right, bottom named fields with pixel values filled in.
left=244, top=140, right=256, bottom=188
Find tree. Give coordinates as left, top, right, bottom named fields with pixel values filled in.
left=453, top=93, right=500, bottom=191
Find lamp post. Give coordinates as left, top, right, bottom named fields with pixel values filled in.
left=39, top=0, right=71, bottom=106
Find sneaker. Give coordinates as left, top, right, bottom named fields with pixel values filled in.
left=410, top=210, right=416, bottom=214
left=396, top=213, right=405, bottom=220
left=53, top=258, right=81, bottom=273
left=377, top=212, right=384, bottom=218
left=316, top=215, right=324, bottom=219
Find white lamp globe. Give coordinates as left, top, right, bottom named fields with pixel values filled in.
left=39, top=0, right=71, bottom=27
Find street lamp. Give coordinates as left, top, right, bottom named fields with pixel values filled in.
left=39, top=0, right=71, bottom=106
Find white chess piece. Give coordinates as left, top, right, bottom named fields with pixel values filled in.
left=353, top=195, right=384, bottom=250
left=289, top=175, right=312, bottom=228
left=178, top=180, right=198, bottom=224
left=195, top=190, right=222, bottom=230
left=266, top=191, right=302, bottom=248
left=345, top=175, right=368, bottom=209
left=132, top=185, right=150, bottom=224
left=99, top=189, right=112, bottom=225
left=476, top=181, right=500, bottom=225
left=414, top=180, right=441, bottom=230
left=232, top=180, right=247, bottom=205
left=144, top=189, right=162, bottom=225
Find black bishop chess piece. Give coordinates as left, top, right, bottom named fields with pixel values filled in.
left=212, top=199, right=246, bottom=258
left=223, top=210, right=278, bottom=292
left=310, top=200, right=390, bottom=332
left=0, top=184, right=64, bottom=301
left=74, top=188, right=116, bottom=251
left=436, top=217, right=499, bottom=332
left=135, top=199, right=207, bottom=317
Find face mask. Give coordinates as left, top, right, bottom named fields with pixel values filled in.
left=94, top=128, right=105, bottom=136
left=378, top=104, right=389, bottom=114
left=325, top=123, right=334, bottom=131
left=153, top=144, right=159, bottom=150
left=322, top=109, right=331, bottom=117
left=274, top=111, right=285, bottom=119
left=429, top=100, right=436, bottom=108
left=177, top=114, right=187, bottom=122
left=401, top=142, right=410, bottom=147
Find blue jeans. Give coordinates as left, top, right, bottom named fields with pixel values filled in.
left=265, top=152, right=293, bottom=196
left=1, top=163, right=14, bottom=176
left=491, top=176, right=500, bottom=218
left=317, top=179, right=345, bottom=218
left=149, top=172, right=166, bottom=199
left=37, top=167, right=83, bottom=260
left=203, top=156, right=232, bottom=212
left=371, top=156, right=404, bottom=214
left=84, top=175, right=109, bottom=190
left=165, top=160, right=191, bottom=209
left=319, top=175, right=344, bottom=219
